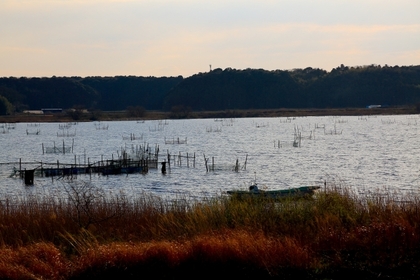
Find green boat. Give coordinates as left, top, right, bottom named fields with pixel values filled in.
left=227, top=184, right=321, bottom=199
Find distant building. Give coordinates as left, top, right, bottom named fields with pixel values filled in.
left=41, top=108, right=63, bottom=114
left=23, top=110, right=44, bottom=115
left=366, top=105, right=382, bottom=109
left=68, top=108, right=89, bottom=113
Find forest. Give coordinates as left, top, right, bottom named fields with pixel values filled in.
left=0, top=64, right=420, bottom=115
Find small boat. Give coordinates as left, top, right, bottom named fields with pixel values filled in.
left=227, top=184, right=321, bottom=199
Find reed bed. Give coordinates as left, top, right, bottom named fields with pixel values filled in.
left=0, top=181, right=420, bottom=279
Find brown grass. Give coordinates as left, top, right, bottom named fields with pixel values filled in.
left=0, top=183, right=419, bottom=279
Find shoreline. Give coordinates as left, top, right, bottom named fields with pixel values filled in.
left=0, top=106, right=418, bottom=123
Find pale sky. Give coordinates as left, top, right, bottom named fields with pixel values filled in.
left=1, top=0, right=419, bottom=78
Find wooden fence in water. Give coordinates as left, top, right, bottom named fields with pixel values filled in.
left=2, top=146, right=160, bottom=185
left=203, top=154, right=248, bottom=172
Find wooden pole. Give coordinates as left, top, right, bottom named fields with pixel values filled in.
left=156, top=149, right=159, bottom=168
left=244, top=154, right=248, bottom=170
left=204, top=154, right=208, bottom=172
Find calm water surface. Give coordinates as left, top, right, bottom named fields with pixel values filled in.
left=1, top=115, right=420, bottom=201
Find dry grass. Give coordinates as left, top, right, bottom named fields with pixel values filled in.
left=0, top=182, right=420, bottom=279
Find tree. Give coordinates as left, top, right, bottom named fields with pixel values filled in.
left=0, top=95, right=13, bottom=115
left=66, top=105, right=87, bottom=120
left=169, top=105, right=192, bottom=119
left=63, top=181, right=126, bottom=229
left=126, top=106, right=146, bottom=118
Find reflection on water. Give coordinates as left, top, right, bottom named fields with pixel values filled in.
left=1, top=115, right=420, bottom=201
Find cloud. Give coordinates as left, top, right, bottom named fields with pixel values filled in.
left=123, top=22, right=420, bottom=75
left=1, top=1, right=419, bottom=77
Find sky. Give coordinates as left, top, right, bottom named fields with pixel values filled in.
left=1, top=0, right=420, bottom=78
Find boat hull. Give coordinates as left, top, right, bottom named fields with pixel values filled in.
left=227, top=186, right=320, bottom=199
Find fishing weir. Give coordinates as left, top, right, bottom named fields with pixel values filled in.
left=5, top=144, right=160, bottom=185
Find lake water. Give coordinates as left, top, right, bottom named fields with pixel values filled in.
left=1, top=114, right=420, bottom=201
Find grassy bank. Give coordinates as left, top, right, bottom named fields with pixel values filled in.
left=0, top=182, right=419, bottom=279
left=0, top=106, right=418, bottom=123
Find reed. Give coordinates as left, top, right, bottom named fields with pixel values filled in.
left=0, top=181, right=419, bottom=279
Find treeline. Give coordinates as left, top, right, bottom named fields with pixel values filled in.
left=0, top=76, right=183, bottom=114
left=163, top=65, right=420, bottom=111
left=0, top=64, right=420, bottom=115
